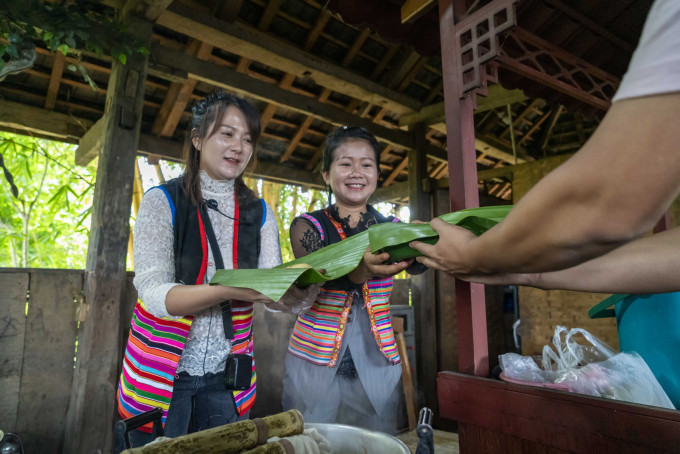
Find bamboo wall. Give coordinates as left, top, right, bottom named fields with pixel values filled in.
left=512, top=156, right=619, bottom=355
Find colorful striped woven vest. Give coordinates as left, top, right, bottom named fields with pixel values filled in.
left=117, top=178, right=263, bottom=431
left=287, top=209, right=401, bottom=367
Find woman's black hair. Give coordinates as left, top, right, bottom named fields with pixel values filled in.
left=321, top=126, right=381, bottom=203
left=183, top=92, right=261, bottom=207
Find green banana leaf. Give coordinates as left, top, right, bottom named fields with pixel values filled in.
left=370, top=205, right=513, bottom=262
left=210, top=205, right=512, bottom=301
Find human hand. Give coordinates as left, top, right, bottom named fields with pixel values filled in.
left=349, top=247, right=413, bottom=283
left=410, top=218, right=477, bottom=276
left=228, top=286, right=276, bottom=305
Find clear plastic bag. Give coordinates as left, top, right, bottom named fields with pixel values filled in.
left=499, top=325, right=675, bottom=409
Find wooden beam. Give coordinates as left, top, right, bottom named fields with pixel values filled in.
left=385, top=50, right=421, bottom=90
left=383, top=157, right=409, bottom=186
left=539, top=105, right=564, bottom=152
left=371, top=44, right=399, bottom=80
left=400, top=85, right=528, bottom=127
left=501, top=99, right=540, bottom=139
left=476, top=135, right=528, bottom=164
left=258, top=0, right=282, bottom=30
left=216, top=0, right=244, bottom=22
left=542, top=0, right=634, bottom=52
left=75, top=117, right=107, bottom=166
left=408, top=123, right=437, bottom=411
left=149, top=43, right=445, bottom=160
left=152, top=40, right=212, bottom=137
left=397, top=57, right=427, bottom=92
left=260, top=103, right=277, bottom=129
left=44, top=52, right=65, bottom=110
left=402, top=0, right=436, bottom=24
left=370, top=181, right=408, bottom=203
left=0, top=99, right=92, bottom=142
left=517, top=108, right=553, bottom=146
left=280, top=116, right=313, bottom=163
left=157, top=3, right=419, bottom=114
left=304, top=9, right=330, bottom=51
left=63, top=15, right=152, bottom=454
left=121, top=0, right=173, bottom=21
left=342, top=28, right=371, bottom=67
left=306, top=143, right=325, bottom=171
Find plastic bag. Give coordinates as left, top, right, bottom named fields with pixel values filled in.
left=499, top=325, right=675, bottom=409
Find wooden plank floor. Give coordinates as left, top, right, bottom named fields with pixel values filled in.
left=397, top=428, right=460, bottom=453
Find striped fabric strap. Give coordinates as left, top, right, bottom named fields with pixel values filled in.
left=300, top=213, right=324, bottom=242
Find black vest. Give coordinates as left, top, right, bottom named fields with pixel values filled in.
left=161, top=177, right=263, bottom=285
left=160, top=177, right=264, bottom=338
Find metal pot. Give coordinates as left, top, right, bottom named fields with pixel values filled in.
left=305, top=423, right=411, bottom=454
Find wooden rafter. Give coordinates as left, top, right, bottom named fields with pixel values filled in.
left=0, top=99, right=92, bottom=143
left=541, top=0, right=633, bottom=52
left=157, top=3, right=419, bottom=114
left=385, top=50, right=420, bottom=89
left=401, top=0, right=436, bottom=24
left=517, top=108, right=553, bottom=146
left=260, top=104, right=277, bottom=130
left=501, top=99, right=541, bottom=139
left=280, top=116, right=314, bottom=163
left=304, top=9, right=330, bottom=51
left=342, top=28, right=371, bottom=67
left=397, top=57, right=427, bottom=92
left=44, top=52, right=65, bottom=110
left=235, top=57, right=251, bottom=73
left=149, top=44, right=447, bottom=160
left=383, top=156, right=409, bottom=186
left=258, top=0, right=282, bottom=31
left=306, top=143, right=325, bottom=171
left=371, top=44, right=399, bottom=80
left=539, top=105, right=564, bottom=152
left=423, top=79, right=443, bottom=105
left=152, top=40, right=213, bottom=137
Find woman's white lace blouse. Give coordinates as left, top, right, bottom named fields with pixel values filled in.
left=132, top=171, right=282, bottom=375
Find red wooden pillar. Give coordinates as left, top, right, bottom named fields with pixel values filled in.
left=438, top=0, right=517, bottom=376
left=439, top=0, right=488, bottom=377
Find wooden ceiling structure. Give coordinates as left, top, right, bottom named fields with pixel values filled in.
left=0, top=0, right=649, bottom=206
left=0, top=2, right=656, bottom=452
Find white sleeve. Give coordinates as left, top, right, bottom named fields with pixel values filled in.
left=132, top=188, right=182, bottom=319
left=258, top=202, right=283, bottom=269
left=257, top=202, right=287, bottom=313
left=612, top=0, right=680, bottom=102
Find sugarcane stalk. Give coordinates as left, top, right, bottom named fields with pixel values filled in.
left=122, top=409, right=304, bottom=454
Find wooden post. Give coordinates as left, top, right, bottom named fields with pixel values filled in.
left=438, top=0, right=489, bottom=377
left=408, top=123, right=437, bottom=410
left=63, top=15, right=152, bottom=454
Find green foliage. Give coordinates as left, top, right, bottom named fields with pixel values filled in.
left=0, top=132, right=96, bottom=268
left=0, top=0, right=149, bottom=87
left=272, top=185, right=328, bottom=262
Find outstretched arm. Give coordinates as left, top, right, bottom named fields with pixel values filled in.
left=413, top=93, right=680, bottom=276
left=457, top=226, right=680, bottom=294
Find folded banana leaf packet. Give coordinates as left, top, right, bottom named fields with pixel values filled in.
left=210, top=205, right=512, bottom=301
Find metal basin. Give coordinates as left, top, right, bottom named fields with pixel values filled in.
left=305, top=423, right=411, bottom=454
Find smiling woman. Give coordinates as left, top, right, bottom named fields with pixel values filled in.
left=281, top=126, right=426, bottom=435
left=116, top=92, right=291, bottom=451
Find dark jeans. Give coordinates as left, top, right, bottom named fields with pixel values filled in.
left=115, top=371, right=249, bottom=452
